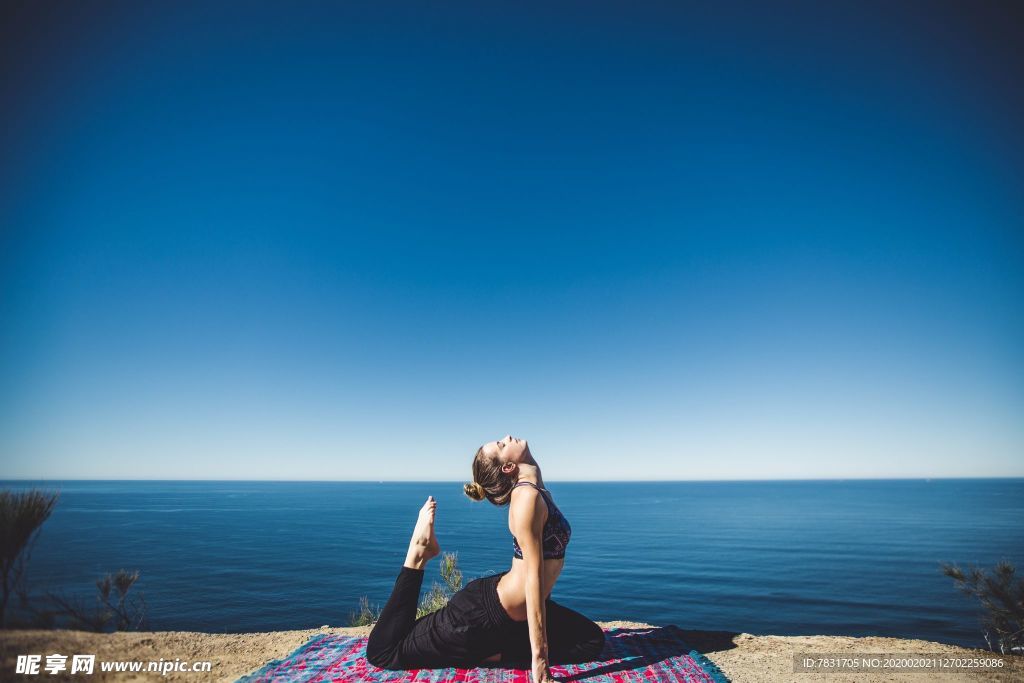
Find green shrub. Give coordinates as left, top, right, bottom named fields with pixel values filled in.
left=348, top=595, right=382, bottom=628
left=45, top=569, right=149, bottom=632
left=940, top=559, right=1024, bottom=655
left=0, top=488, right=60, bottom=628
left=416, top=552, right=463, bottom=619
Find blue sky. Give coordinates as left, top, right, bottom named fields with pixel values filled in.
left=1, top=1, right=1021, bottom=480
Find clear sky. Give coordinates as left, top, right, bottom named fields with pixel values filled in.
left=1, top=1, right=1021, bottom=481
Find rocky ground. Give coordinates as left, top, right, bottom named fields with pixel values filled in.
left=2, top=621, right=1021, bottom=682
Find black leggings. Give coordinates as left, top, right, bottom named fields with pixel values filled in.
left=365, top=566, right=605, bottom=670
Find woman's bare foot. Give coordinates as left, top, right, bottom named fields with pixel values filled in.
left=404, top=496, right=441, bottom=570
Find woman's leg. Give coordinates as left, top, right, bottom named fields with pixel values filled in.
left=365, top=497, right=441, bottom=669
left=544, top=599, right=606, bottom=664
left=500, top=598, right=606, bottom=666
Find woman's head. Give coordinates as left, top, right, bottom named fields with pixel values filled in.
left=463, top=435, right=531, bottom=506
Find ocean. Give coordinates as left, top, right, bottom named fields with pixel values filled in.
left=3, top=479, right=1021, bottom=649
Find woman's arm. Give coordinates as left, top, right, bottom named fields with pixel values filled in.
left=510, top=489, right=554, bottom=682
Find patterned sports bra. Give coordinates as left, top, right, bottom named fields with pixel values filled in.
left=511, top=481, right=572, bottom=560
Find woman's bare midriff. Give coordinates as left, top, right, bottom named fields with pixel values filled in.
left=496, top=556, right=565, bottom=621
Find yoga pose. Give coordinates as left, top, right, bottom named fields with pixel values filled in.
left=366, top=435, right=605, bottom=682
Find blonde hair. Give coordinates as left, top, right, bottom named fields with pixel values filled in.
left=463, top=444, right=516, bottom=506
left=463, top=481, right=487, bottom=501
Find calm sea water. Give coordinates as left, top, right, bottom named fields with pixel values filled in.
left=3, top=479, right=1021, bottom=649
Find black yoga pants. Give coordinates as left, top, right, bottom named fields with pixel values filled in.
left=365, top=565, right=606, bottom=670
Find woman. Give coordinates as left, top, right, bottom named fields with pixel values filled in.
left=365, top=435, right=605, bottom=682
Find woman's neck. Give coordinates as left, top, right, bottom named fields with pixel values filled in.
left=516, top=463, right=543, bottom=488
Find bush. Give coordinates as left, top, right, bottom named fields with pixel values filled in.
left=348, top=595, right=381, bottom=628
left=0, top=488, right=60, bottom=628
left=44, top=569, right=149, bottom=632
left=940, top=559, right=1024, bottom=655
left=416, top=552, right=463, bottom=619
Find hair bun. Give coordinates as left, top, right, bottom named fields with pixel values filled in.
left=463, top=481, right=486, bottom=501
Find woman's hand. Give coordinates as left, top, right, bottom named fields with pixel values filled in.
left=532, top=655, right=557, bottom=682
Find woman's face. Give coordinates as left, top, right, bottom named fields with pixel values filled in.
left=483, top=434, right=530, bottom=467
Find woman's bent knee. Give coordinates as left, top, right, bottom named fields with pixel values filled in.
left=365, top=640, right=397, bottom=669
left=587, top=627, right=606, bottom=657
left=578, top=623, right=606, bottom=660
left=550, top=623, right=605, bottom=664
left=366, top=649, right=401, bottom=670
left=365, top=647, right=385, bottom=669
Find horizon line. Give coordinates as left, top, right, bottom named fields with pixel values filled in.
left=1, top=476, right=1022, bottom=483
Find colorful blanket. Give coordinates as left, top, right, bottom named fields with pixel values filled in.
left=237, top=625, right=730, bottom=682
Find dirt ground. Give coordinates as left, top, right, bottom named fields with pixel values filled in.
left=2, top=621, right=1021, bottom=682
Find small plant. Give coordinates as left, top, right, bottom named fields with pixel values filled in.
left=349, top=552, right=467, bottom=627
left=348, top=595, right=382, bottom=627
left=0, top=488, right=60, bottom=628
left=45, top=569, right=149, bottom=632
left=416, top=552, right=464, bottom=619
left=940, top=559, right=1024, bottom=655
